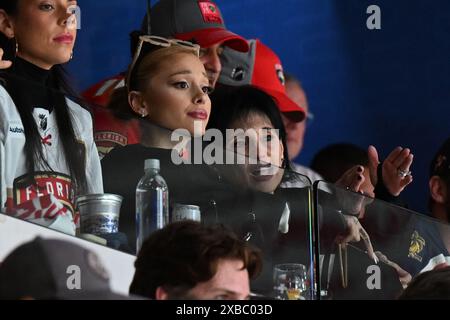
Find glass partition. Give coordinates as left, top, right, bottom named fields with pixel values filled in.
left=315, top=180, right=450, bottom=300
left=246, top=170, right=314, bottom=300
left=1, top=91, right=315, bottom=299
left=90, top=96, right=317, bottom=298
left=0, top=3, right=427, bottom=300
left=5, top=73, right=448, bottom=300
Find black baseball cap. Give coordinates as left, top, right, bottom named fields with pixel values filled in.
left=0, top=237, right=140, bottom=300
left=430, top=137, right=450, bottom=178
left=142, top=0, right=249, bottom=52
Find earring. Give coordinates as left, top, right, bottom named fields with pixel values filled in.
left=10, top=37, right=18, bottom=57
left=70, top=51, right=73, bottom=60
left=141, top=110, right=147, bottom=118
left=281, top=157, right=287, bottom=169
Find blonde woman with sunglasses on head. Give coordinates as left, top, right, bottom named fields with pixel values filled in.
left=108, top=35, right=212, bottom=151
left=102, top=35, right=214, bottom=252
left=0, top=0, right=103, bottom=235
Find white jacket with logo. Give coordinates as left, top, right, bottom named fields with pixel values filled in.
left=0, top=85, right=103, bottom=235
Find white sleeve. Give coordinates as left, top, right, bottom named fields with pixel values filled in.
left=83, top=103, right=103, bottom=194
left=0, top=140, right=5, bottom=210
left=0, top=87, right=8, bottom=210
left=86, top=130, right=104, bottom=194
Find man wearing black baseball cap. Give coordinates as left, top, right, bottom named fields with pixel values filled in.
left=84, top=0, right=248, bottom=106
left=146, top=0, right=248, bottom=87
left=0, top=237, right=140, bottom=300
left=83, top=0, right=248, bottom=158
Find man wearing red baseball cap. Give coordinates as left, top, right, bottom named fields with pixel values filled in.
left=83, top=0, right=249, bottom=158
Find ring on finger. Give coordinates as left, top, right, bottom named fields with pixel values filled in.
left=397, top=168, right=412, bottom=178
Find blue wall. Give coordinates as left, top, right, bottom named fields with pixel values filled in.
left=70, top=0, right=450, bottom=213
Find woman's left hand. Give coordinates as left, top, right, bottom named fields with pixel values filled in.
left=335, top=165, right=370, bottom=216
left=336, top=165, right=366, bottom=193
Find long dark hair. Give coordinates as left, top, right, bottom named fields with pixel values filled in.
left=208, top=85, right=292, bottom=174
left=0, top=0, right=88, bottom=195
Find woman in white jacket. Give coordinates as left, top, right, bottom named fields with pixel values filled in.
left=0, top=0, right=102, bottom=235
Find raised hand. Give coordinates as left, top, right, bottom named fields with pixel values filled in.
left=335, top=165, right=372, bottom=216
left=336, top=165, right=366, bottom=193
left=368, top=145, right=413, bottom=196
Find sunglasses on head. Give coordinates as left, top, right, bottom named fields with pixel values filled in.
left=127, top=35, right=201, bottom=91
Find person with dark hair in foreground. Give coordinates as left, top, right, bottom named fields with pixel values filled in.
left=129, top=221, right=262, bottom=300
left=398, top=266, right=450, bottom=299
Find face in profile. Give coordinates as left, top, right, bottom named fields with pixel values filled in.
left=138, top=52, right=212, bottom=136
left=283, top=80, right=308, bottom=160
left=4, top=0, right=78, bottom=69
left=229, top=112, right=285, bottom=194
left=199, top=43, right=224, bottom=87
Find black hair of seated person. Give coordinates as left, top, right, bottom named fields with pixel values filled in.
left=310, top=143, right=369, bottom=183
left=0, top=0, right=88, bottom=193
left=428, top=137, right=450, bottom=212
left=207, top=85, right=292, bottom=174
left=129, top=221, right=262, bottom=299
left=398, top=267, right=450, bottom=300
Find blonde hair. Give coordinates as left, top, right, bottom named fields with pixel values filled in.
left=108, top=46, right=200, bottom=120
left=133, top=45, right=199, bottom=91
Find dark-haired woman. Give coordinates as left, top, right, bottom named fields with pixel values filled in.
left=208, top=85, right=413, bottom=202
left=208, top=85, right=416, bottom=296
left=0, top=0, right=102, bottom=235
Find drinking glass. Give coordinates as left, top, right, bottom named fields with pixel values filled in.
left=273, top=263, right=308, bottom=300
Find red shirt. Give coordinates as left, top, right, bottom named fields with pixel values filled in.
left=83, top=73, right=141, bottom=159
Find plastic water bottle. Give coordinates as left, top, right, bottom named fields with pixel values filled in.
left=136, top=159, right=169, bottom=253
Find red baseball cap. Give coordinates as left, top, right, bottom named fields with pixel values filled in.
left=144, top=0, right=249, bottom=52
left=219, top=39, right=306, bottom=122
